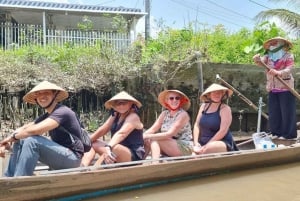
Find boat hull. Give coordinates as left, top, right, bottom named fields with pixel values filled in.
left=1, top=143, right=300, bottom=201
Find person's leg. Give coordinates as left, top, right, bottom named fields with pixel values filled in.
left=279, top=92, right=297, bottom=139
left=201, top=141, right=227, bottom=154
left=112, top=144, right=131, bottom=163
left=158, top=139, right=181, bottom=157
left=268, top=92, right=281, bottom=137
left=150, top=140, right=162, bottom=160
left=37, top=136, right=81, bottom=170
left=5, top=137, right=41, bottom=176
left=143, top=139, right=151, bottom=159
left=11, top=136, right=81, bottom=176
left=81, top=148, right=96, bottom=167
left=92, top=140, right=109, bottom=165
left=4, top=140, right=23, bottom=177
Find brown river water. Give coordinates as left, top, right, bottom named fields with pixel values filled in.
left=83, top=161, right=300, bottom=201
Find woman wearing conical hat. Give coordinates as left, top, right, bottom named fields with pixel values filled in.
left=192, top=83, right=238, bottom=155
left=253, top=36, right=297, bottom=139
left=143, top=89, right=193, bottom=162
left=0, top=81, right=83, bottom=176
left=81, top=91, right=145, bottom=166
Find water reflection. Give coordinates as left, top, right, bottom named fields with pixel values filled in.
left=84, top=162, right=300, bottom=201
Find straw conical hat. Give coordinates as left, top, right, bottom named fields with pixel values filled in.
left=200, top=83, right=233, bottom=102
left=23, top=81, right=69, bottom=104
left=158, top=89, right=191, bottom=111
left=104, top=91, right=142, bottom=109
left=263, top=36, right=292, bottom=50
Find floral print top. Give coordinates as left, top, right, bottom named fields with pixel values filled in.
left=161, top=108, right=192, bottom=141
left=263, top=52, right=294, bottom=92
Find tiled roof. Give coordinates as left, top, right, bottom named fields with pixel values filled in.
left=0, top=0, right=145, bottom=15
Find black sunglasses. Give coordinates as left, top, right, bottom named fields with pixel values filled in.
left=169, top=96, right=181, bottom=101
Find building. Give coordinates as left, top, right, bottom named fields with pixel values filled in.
left=0, top=0, right=146, bottom=50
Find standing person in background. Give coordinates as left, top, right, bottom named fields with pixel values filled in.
left=81, top=91, right=145, bottom=166
left=193, top=83, right=238, bottom=155
left=253, top=36, right=297, bottom=139
left=0, top=81, right=83, bottom=176
left=143, top=89, right=193, bottom=162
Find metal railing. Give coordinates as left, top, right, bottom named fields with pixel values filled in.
left=0, top=22, right=131, bottom=50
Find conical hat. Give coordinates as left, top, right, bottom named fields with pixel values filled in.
left=200, top=83, right=233, bottom=102
left=23, top=81, right=69, bottom=104
left=104, top=91, right=142, bottom=109
left=263, top=36, right=292, bottom=50
left=158, top=89, right=191, bottom=111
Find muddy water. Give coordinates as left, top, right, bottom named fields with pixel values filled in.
left=84, top=162, right=300, bottom=201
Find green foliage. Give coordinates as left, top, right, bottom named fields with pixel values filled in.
left=1, top=19, right=300, bottom=94
left=142, top=28, right=194, bottom=64
left=243, top=22, right=285, bottom=55
left=77, top=16, right=94, bottom=31
left=111, top=14, right=128, bottom=33
left=254, top=0, right=300, bottom=36
left=0, top=42, right=142, bottom=94
left=141, top=21, right=300, bottom=66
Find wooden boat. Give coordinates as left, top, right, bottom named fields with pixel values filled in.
left=1, top=138, right=299, bottom=201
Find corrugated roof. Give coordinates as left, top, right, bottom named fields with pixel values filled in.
left=0, top=0, right=145, bottom=15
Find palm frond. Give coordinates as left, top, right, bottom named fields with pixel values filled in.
left=268, top=0, right=300, bottom=9
left=255, top=9, right=300, bottom=35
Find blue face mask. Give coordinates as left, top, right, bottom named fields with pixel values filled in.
left=268, top=46, right=285, bottom=61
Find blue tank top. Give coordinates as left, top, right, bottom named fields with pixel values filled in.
left=111, top=113, right=144, bottom=149
left=198, top=103, right=235, bottom=147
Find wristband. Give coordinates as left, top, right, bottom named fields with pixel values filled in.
left=105, top=144, right=112, bottom=150
left=11, top=132, right=18, bottom=140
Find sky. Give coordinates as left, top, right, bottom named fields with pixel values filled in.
left=32, top=0, right=293, bottom=36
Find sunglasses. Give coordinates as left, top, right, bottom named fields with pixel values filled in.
left=168, top=96, right=181, bottom=101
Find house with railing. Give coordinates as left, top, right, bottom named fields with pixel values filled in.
left=0, top=0, right=146, bottom=50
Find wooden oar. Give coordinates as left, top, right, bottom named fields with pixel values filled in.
left=216, top=74, right=269, bottom=120
left=260, top=59, right=300, bottom=101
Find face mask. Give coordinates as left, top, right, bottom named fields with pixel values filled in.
left=268, top=49, right=285, bottom=61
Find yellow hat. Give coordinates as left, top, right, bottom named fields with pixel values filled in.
left=158, top=89, right=191, bottom=111
left=200, top=83, right=233, bottom=102
left=104, top=91, right=142, bottom=109
left=263, top=36, right=292, bottom=50
left=23, top=81, right=68, bottom=104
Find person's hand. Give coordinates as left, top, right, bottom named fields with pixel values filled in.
left=253, top=54, right=262, bottom=65
left=0, top=143, right=10, bottom=158
left=0, top=146, right=6, bottom=157
left=0, top=133, right=16, bottom=147
left=103, top=146, right=116, bottom=164
left=143, top=137, right=151, bottom=147
left=193, top=144, right=202, bottom=154
left=193, top=144, right=206, bottom=155
left=267, top=69, right=281, bottom=76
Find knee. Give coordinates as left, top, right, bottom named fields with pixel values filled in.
left=22, top=136, right=41, bottom=148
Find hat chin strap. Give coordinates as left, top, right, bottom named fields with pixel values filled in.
left=35, top=91, right=59, bottom=109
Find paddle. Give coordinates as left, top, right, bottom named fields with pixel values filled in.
left=216, top=74, right=269, bottom=120
left=260, top=59, right=300, bottom=101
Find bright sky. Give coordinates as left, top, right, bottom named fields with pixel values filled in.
left=34, top=0, right=292, bottom=35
